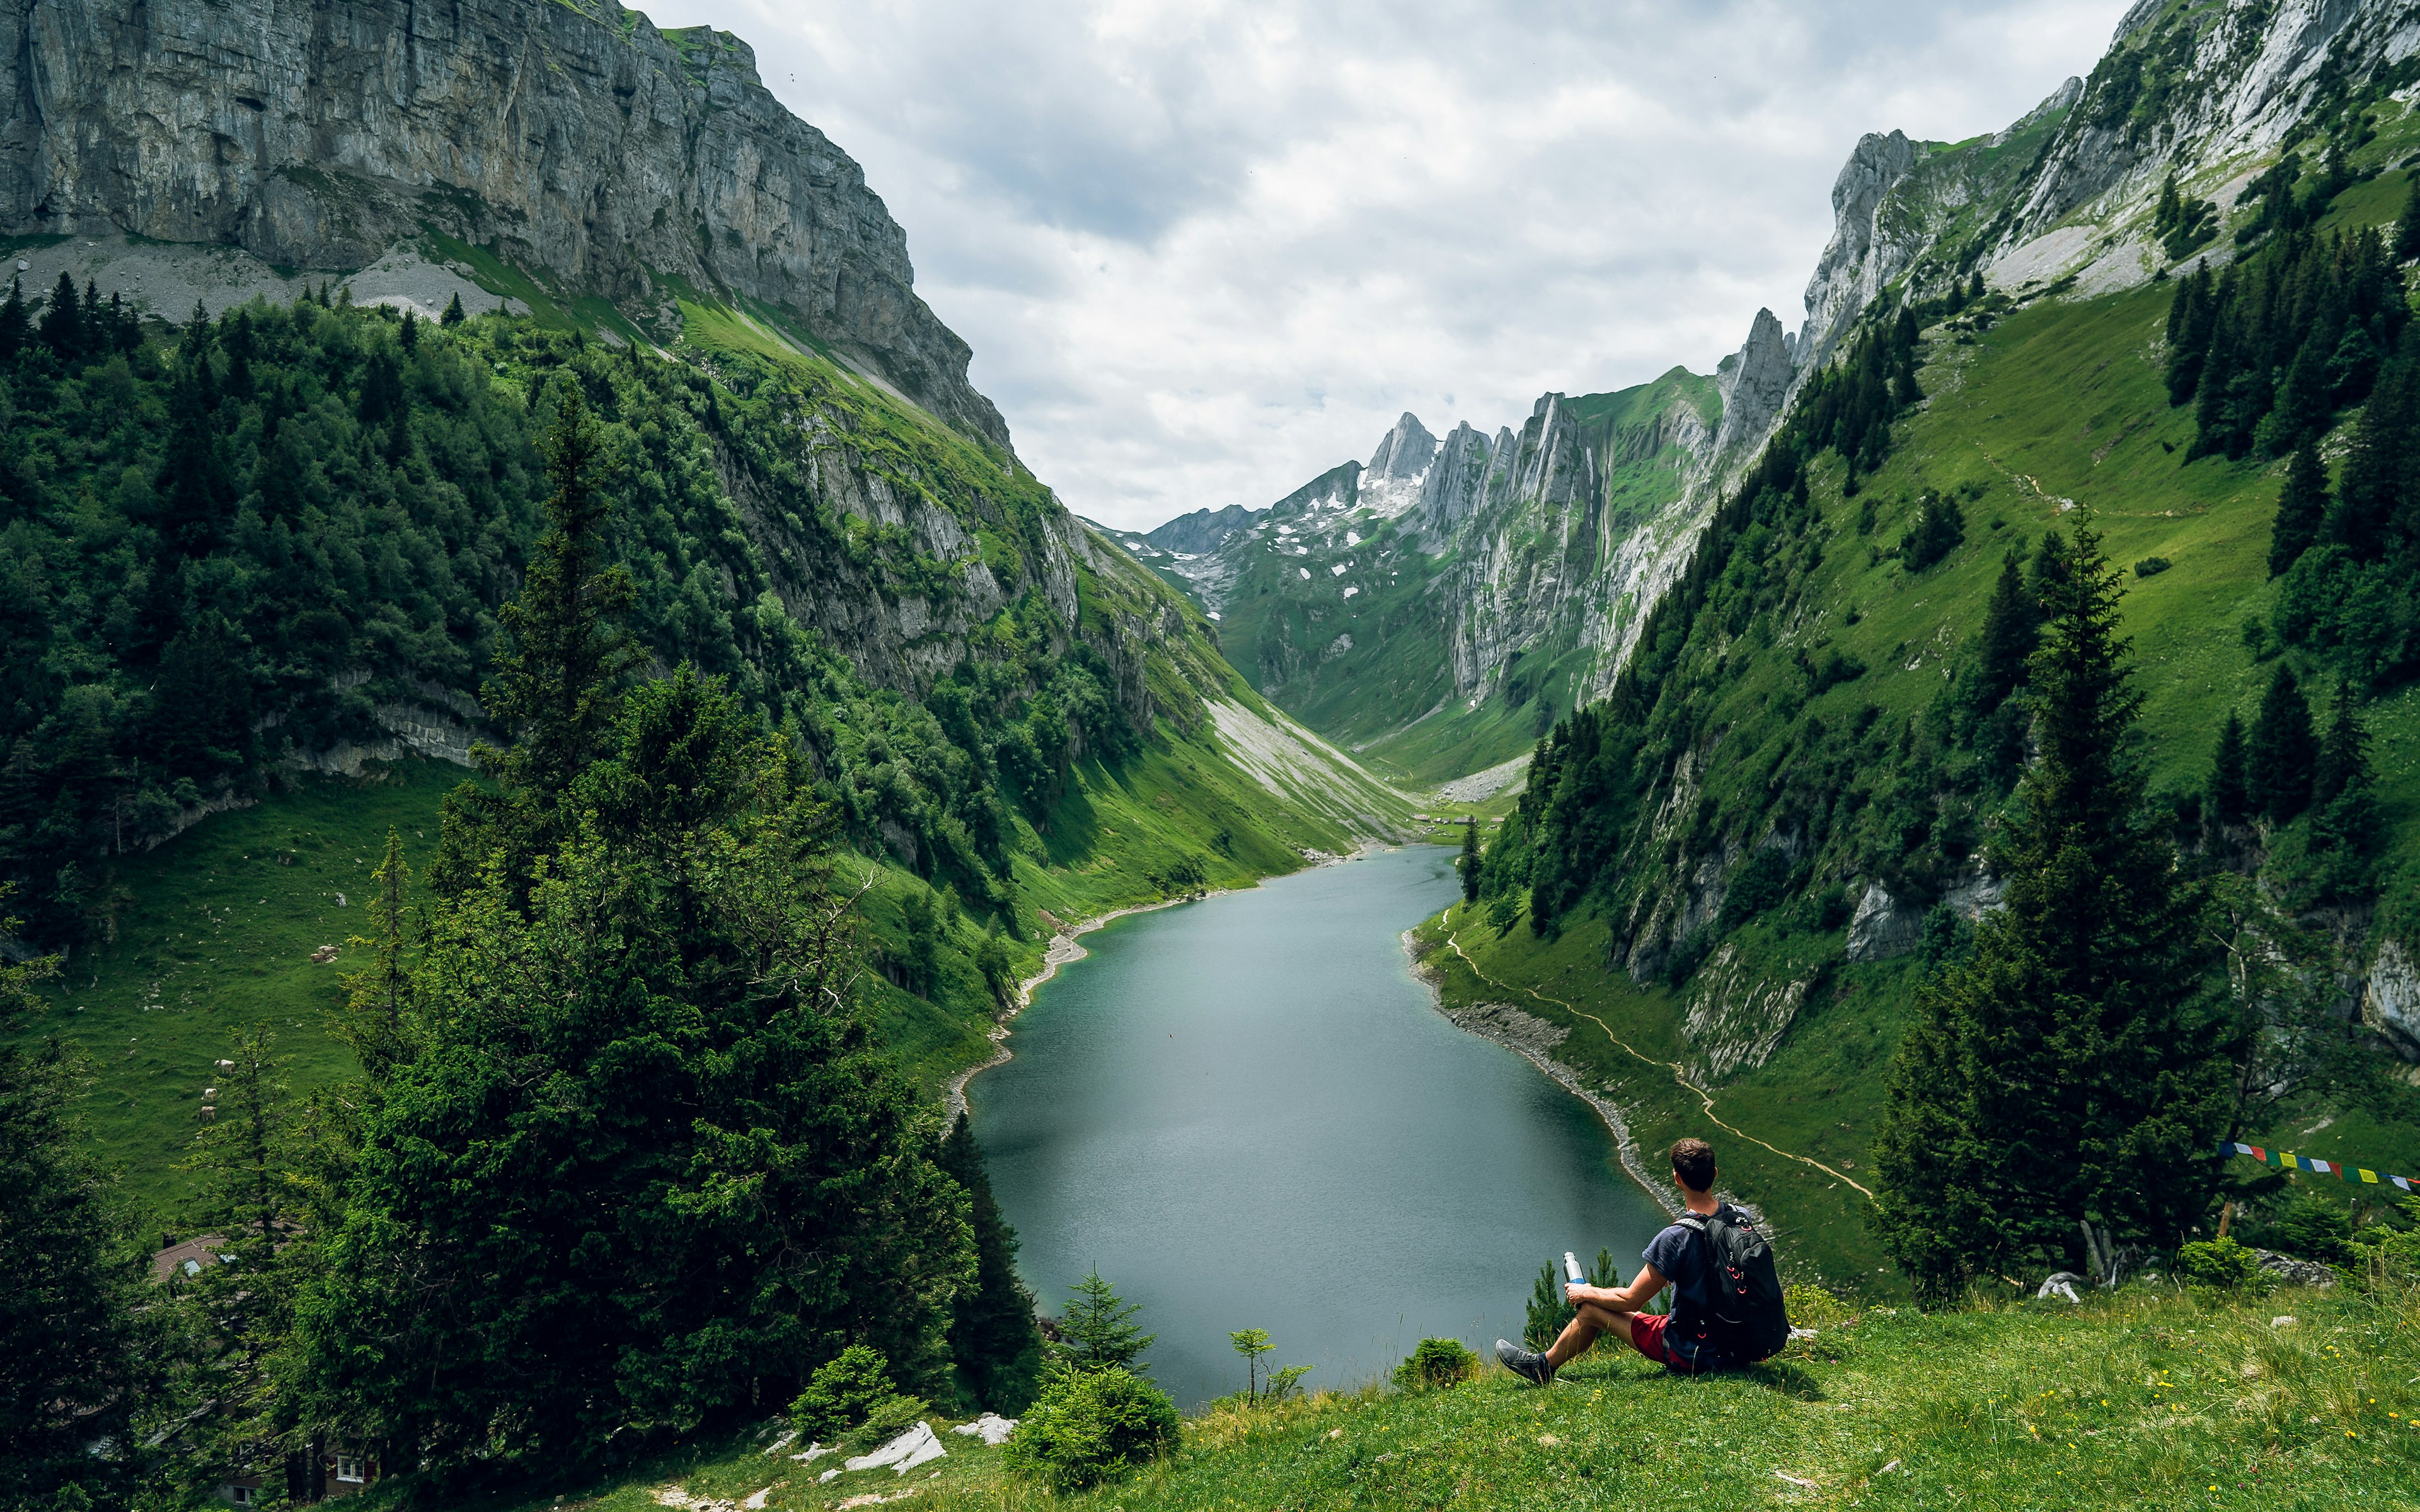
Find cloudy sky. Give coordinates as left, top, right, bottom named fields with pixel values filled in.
left=646, top=0, right=2138, bottom=531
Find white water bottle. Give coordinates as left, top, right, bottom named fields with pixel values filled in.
left=1562, top=1251, right=1584, bottom=1291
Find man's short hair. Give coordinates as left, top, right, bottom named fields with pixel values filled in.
left=1670, top=1138, right=1715, bottom=1193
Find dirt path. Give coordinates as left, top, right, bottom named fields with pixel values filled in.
left=1441, top=926, right=1877, bottom=1201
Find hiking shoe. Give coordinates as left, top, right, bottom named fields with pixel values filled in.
left=1494, top=1339, right=1555, bottom=1386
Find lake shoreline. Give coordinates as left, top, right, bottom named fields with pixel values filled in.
left=1403, top=927, right=1681, bottom=1219
left=942, top=845, right=1380, bottom=1123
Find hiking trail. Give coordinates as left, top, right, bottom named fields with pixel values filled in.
left=1442, top=925, right=1878, bottom=1201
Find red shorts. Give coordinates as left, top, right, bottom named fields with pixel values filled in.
left=1628, top=1312, right=1719, bottom=1374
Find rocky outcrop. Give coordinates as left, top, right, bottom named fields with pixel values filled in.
left=2364, top=937, right=2420, bottom=1062
left=0, top=0, right=1010, bottom=449
left=1846, top=882, right=1923, bottom=963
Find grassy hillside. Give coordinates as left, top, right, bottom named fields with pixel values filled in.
left=330, top=1278, right=2413, bottom=1511
left=1429, top=158, right=2420, bottom=1284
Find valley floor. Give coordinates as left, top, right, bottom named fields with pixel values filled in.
left=405, top=1280, right=2413, bottom=1512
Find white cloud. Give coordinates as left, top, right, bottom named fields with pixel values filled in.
left=646, top=0, right=2139, bottom=529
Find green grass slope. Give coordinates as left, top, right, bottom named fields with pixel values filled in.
left=333, top=1280, right=2413, bottom=1511
left=1421, top=183, right=2420, bottom=1288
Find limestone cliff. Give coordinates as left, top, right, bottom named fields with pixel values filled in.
left=0, top=0, right=1010, bottom=449
left=1107, top=368, right=1720, bottom=778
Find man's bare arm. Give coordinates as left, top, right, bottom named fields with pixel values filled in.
left=1567, top=1264, right=1668, bottom=1312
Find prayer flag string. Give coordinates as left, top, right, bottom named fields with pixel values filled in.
left=2218, top=1140, right=2413, bottom=1192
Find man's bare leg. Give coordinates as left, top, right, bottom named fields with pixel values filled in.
left=1545, top=1302, right=1634, bottom=1371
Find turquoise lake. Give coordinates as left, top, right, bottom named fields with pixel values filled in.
left=969, top=844, right=1668, bottom=1409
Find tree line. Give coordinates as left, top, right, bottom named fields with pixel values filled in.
left=0, top=284, right=1141, bottom=954
left=5, top=393, right=1050, bottom=1507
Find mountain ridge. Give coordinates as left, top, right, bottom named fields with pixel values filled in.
left=0, top=0, right=1012, bottom=450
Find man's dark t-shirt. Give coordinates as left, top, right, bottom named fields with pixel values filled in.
left=1640, top=1205, right=1741, bottom=1369
left=1642, top=1213, right=1721, bottom=1320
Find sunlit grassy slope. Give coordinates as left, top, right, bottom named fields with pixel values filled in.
left=1412, top=181, right=2420, bottom=1290
left=336, top=1280, right=2414, bottom=1512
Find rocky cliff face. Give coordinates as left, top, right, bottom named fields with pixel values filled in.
left=1119, top=368, right=1720, bottom=776
left=0, top=0, right=1010, bottom=449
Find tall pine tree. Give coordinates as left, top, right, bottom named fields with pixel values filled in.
left=0, top=915, right=156, bottom=1509
left=2268, top=438, right=2329, bottom=577
left=2247, top=664, right=2317, bottom=823
left=937, top=1114, right=1045, bottom=1412
left=1970, top=549, right=2040, bottom=713
left=0, top=276, right=26, bottom=360
left=1459, top=817, right=1483, bottom=905
left=2208, top=711, right=2250, bottom=825
left=1872, top=515, right=2230, bottom=1302
left=435, top=381, right=640, bottom=896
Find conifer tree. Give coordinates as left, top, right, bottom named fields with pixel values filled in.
left=0, top=275, right=26, bottom=360
left=2247, top=664, right=2317, bottom=823
left=338, top=830, right=413, bottom=1079
left=1971, top=549, right=2039, bottom=713
left=1872, top=515, right=2230, bottom=1302
left=2208, top=711, right=2249, bottom=825
left=2397, top=166, right=2420, bottom=264
left=0, top=910, right=153, bottom=1508
left=478, top=382, right=637, bottom=796
left=938, top=1114, right=1046, bottom=1412
left=1056, top=1269, right=1154, bottom=1372
left=2330, top=345, right=2416, bottom=561
left=2268, top=438, right=2329, bottom=577
left=300, top=670, right=977, bottom=1469
left=2312, top=682, right=2371, bottom=811
left=39, top=270, right=81, bottom=358
left=154, top=334, right=236, bottom=563
left=1459, top=816, right=1482, bottom=905
left=441, top=290, right=465, bottom=326
left=437, top=382, right=639, bottom=894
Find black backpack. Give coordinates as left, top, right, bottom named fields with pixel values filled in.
left=1676, top=1205, right=1790, bottom=1362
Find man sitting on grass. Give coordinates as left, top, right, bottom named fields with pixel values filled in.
left=1495, top=1138, right=1756, bottom=1382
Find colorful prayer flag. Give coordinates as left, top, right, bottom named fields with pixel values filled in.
left=2360, top=1169, right=2379, bottom=1184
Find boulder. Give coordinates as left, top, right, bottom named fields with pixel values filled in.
left=1846, top=882, right=1923, bottom=963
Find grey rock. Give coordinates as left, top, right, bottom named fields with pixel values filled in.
left=1846, top=881, right=1924, bottom=963
left=2252, top=1250, right=2338, bottom=1290
left=0, top=0, right=1009, bottom=450
left=2363, top=938, right=2420, bottom=1062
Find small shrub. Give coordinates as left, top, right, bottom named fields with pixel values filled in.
left=2249, top=1189, right=2358, bottom=1264
left=1781, top=1282, right=1849, bottom=1327
left=850, top=1392, right=930, bottom=1450
left=1394, top=1337, right=1480, bottom=1391
left=1001, top=1365, right=1180, bottom=1492
left=2175, top=1235, right=2271, bottom=1295
left=2133, top=555, right=2172, bottom=578
left=790, top=1344, right=896, bottom=1445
